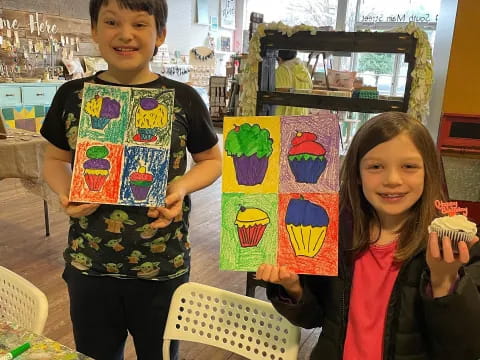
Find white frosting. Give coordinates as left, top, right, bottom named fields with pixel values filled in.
left=428, top=215, right=477, bottom=234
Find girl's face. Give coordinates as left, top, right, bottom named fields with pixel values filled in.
left=359, top=133, right=425, bottom=229
left=92, top=0, right=165, bottom=83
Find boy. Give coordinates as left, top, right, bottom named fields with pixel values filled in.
left=40, top=0, right=222, bottom=359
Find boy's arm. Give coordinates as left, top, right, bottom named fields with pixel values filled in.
left=148, top=143, right=221, bottom=228
left=179, top=143, right=222, bottom=193
left=43, top=143, right=99, bottom=217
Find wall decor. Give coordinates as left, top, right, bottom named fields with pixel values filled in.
left=220, top=0, right=236, bottom=29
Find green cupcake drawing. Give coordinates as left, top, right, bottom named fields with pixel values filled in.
left=224, top=123, right=273, bottom=186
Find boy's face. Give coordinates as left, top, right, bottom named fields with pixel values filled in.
left=91, top=0, right=165, bottom=81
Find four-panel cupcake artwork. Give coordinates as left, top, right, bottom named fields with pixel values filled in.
left=70, top=83, right=174, bottom=207
left=221, top=115, right=339, bottom=275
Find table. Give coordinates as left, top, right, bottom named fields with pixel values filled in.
left=0, top=128, right=55, bottom=236
left=0, top=321, right=92, bottom=359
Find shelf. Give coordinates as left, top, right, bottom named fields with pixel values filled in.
left=257, top=91, right=406, bottom=113
left=260, top=31, right=417, bottom=58
left=255, top=30, right=417, bottom=116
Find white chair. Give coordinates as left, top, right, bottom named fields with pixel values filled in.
left=0, top=266, right=48, bottom=334
left=163, top=282, right=300, bottom=360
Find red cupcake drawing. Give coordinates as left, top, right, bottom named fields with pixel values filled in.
left=288, top=132, right=327, bottom=183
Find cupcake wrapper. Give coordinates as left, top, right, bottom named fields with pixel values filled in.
left=428, top=224, right=476, bottom=251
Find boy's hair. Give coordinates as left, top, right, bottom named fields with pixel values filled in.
left=339, top=112, right=445, bottom=261
left=89, top=0, right=168, bottom=55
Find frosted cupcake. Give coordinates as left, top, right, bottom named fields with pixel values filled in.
left=234, top=206, right=270, bottom=247
left=428, top=215, right=477, bottom=252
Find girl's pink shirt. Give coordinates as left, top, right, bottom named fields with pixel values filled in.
left=343, top=240, right=401, bottom=360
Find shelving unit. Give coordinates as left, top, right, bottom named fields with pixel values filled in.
left=255, top=30, right=417, bottom=116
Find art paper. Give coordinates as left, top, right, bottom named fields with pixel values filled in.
left=70, top=83, right=174, bottom=207
left=221, top=115, right=339, bottom=275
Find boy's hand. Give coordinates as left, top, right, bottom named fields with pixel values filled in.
left=59, top=195, right=100, bottom=218
left=147, top=182, right=187, bottom=229
left=427, top=232, right=479, bottom=297
left=256, top=264, right=303, bottom=301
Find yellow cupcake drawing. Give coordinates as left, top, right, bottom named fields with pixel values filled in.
left=234, top=206, right=270, bottom=247
left=134, top=98, right=169, bottom=142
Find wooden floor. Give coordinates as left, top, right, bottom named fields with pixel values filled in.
left=0, top=177, right=319, bottom=359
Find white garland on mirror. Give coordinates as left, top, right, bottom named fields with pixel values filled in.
left=239, top=22, right=433, bottom=123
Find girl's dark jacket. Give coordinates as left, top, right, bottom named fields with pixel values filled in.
left=267, top=214, right=480, bottom=360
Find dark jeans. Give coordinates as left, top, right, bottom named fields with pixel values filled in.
left=63, top=266, right=188, bottom=360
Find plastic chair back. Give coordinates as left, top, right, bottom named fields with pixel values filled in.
left=163, top=282, right=300, bottom=360
left=0, top=266, right=48, bottom=334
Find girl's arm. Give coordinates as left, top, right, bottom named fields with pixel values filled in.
left=422, top=235, right=480, bottom=358
left=43, top=143, right=99, bottom=217
left=148, top=143, right=222, bottom=228
left=257, top=264, right=326, bottom=329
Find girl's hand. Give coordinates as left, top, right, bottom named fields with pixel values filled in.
left=59, top=195, right=100, bottom=218
left=256, top=264, right=303, bottom=301
left=147, top=182, right=187, bottom=229
left=427, top=231, right=479, bottom=298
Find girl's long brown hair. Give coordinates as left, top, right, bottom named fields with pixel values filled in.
left=339, top=112, right=445, bottom=261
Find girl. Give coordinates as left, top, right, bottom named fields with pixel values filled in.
left=256, top=112, right=480, bottom=360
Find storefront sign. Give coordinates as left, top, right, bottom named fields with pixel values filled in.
left=360, top=13, right=438, bottom=24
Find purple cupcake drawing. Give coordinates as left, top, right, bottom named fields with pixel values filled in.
left=224, top=124, right=273, bottom=186
left=83, top=145, right=111, bottom=191
left=84, top=95, right=121, bottom=130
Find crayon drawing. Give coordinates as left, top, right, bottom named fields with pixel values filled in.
left=70, top=84, right=173, bottom=206
left=222, top=116, right=280, bottom=194
left=277, top=193, right=338, bottom=275
left=78, top=83, right=130, bottom=143
left=119, top=146, right=169, bottom=206
left=220, top=193, right=278, bottom=271
left=70, top=141, right=124, bottom=204
left=280, top=114, right=339, bottom=193
left=125, top=88, right=175, bottom=147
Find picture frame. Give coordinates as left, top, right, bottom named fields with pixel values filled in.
left=220, top=36, right=231, bottom=52
left=197, top=0, right=209, bottom=25
left=220, top=0, right=235, bottom=29
left=209, top=15, right=219, bottom=32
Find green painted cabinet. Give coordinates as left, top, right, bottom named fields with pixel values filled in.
left=0, top=82, right=64, bottom=132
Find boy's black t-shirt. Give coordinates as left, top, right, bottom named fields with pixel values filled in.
left=40, top=72, right=218, bottom=280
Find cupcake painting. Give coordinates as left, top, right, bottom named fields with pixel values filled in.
left=133, top=98, right=168, bottom=142
left=119, top=146, right=170, bottom=206
left=70, top=141, right=123, bottom=204
left=280, top=114, right=339, bottom=193
left=234, top=206, right=270, bottom=248
left=223, top=117, right=281, bottom=194
left=127, top=88, right=174, bottom=147
left=70, top=84, right=174, bottom=206
left=129, top=162, right=154, bottom=201
left=84, top=95, right=121, bottom=130
left=278, top=193, right=339, bottom=275
left=284, top=196, right=329, bottom=257
left=83, top=145, right=111, bottom=191
left=220, top=193, right=278, bottom=271
left=78, top=83, right=130, bottom=144
left=288, top=131, right=327, bottom=183
left=221, top=114, right=340, bottom=275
